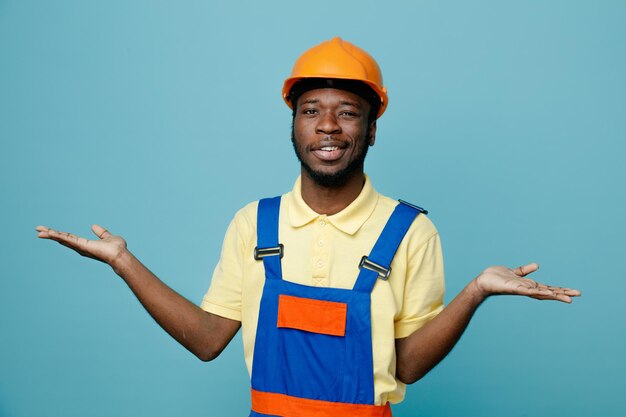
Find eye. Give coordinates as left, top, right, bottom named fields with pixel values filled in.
left=339, top=111, right=359, bottom=118
left=302, top=108, right=317, bottom=116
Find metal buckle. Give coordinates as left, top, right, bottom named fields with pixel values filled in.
left=359, top=256, right=391, bottom=280
left=398, top=199, right=428, bottom=215
left=254, top=244, right=284, bottom=260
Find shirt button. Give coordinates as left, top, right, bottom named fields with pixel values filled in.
left=317, top=240, right=325, bottom=247
left=316, top=260, right=324, bottom=268
left=319, top=220, right=326, bottom=227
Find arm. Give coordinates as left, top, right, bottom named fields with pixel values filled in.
left=395, top=263, right=581, bottom=384
left=36, top=224, right=240, bottom=361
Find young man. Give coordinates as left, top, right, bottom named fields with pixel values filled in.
left=37, top=37, right=580, bottom=417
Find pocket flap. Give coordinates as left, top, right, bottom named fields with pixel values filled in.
left=277, top=295, right=347, bottom=337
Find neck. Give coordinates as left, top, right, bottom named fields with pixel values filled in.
left=300, top=169, right=365, bottom=216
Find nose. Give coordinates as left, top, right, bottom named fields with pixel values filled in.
left=316, top=111, right=341, bottom=135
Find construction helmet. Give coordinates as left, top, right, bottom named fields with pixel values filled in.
left=283, top=37, right=388, bottom=119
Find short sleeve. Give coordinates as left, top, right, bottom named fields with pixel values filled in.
left=394, top=230, right=445, bottom=338
left=200, top=213, right=249, bottom=322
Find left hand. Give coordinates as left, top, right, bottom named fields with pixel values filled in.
left=474, top=263, right=581, bottom=303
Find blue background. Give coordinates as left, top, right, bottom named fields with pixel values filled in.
left=1, top=1, right=624, bottom=416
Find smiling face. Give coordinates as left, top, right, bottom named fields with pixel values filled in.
left=291, top=88, right=376, bottom=188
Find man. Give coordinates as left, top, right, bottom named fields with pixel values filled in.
left=36, top=37, right=580, bottom=416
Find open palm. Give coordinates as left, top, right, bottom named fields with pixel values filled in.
left=36, top=224, right=127, bottom=265
left=475, top=263, right=580, bottom=303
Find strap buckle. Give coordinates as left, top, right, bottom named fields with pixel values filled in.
left=254, top=244, right=284, bottom=260
left=359, top=256, right=391, bottom=280
left=398, top=199, right=428, bottom=215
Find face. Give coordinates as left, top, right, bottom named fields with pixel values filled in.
left=291, top=88, right=376, bottom=188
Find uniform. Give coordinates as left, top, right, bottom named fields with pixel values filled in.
left=202, top=176, right=445, bottom=413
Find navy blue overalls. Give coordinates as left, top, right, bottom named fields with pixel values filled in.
left=249, top=196, right=424, bottom=417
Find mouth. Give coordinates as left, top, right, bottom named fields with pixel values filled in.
left=311, top=144, right=347, bottom=162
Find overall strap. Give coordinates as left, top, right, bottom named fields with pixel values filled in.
left=255, top=196, right=283, bottom=280
left=353, top=201, right=424, bottom=293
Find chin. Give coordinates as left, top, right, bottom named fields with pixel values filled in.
left=304, top=164, right=361, bottom=188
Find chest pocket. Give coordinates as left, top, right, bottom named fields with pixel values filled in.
left=277, top=294, right=347, bottom=336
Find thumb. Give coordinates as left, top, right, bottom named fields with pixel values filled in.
left=91, top=224, right=112, bottom=239
left=512, top=262, right=539, bottom=277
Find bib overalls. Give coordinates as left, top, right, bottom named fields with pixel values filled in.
left=249, top=196, right=424, bottom=417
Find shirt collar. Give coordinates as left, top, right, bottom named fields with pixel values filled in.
left=286, top=175, right=379, bottom=235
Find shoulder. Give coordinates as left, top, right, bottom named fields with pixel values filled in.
left=225, top=200, right=259, bottom=241
left=230, top=190, right=293, bottom=229
left=233, top=200, right=259, bottom=223
left=376, top=194, right=439, bottom=247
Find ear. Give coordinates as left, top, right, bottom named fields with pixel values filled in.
left=368, top=121, right=377, bottom=146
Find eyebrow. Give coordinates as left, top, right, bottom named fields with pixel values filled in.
left=339, top=100, right=361, bottom=108
left=300, top=99, right=362, bottom=108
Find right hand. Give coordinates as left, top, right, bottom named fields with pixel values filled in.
left=36, top=224, right=127, bottom=266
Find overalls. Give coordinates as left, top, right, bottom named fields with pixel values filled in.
left=249, top=196, right=424, bottom=417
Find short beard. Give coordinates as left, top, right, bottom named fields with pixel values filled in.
left=291, top=124, right=370, bottom=188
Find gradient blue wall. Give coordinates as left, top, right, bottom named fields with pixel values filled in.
left=1, top=1, right=624, bottom=416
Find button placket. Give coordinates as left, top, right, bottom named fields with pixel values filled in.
left=311, top=215, right=330, bottom=284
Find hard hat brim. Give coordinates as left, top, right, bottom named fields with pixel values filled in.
left=283, top=76, right=388, bottom=119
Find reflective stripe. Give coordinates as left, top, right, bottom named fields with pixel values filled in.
left=251, top=389, right=392, bottom=417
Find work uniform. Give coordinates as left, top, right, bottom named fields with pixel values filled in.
left=202, top=176, right=445, bottom=413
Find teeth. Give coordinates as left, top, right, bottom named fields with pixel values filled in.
left=320, top=146, right=339, bottom=151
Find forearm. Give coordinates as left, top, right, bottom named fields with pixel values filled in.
left=395, top=279, right=485, bottom=384
left=111, top=250, right=240, bottom=361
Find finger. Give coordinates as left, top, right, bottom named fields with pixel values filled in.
left=532, top=293, right=573, bottom=303
left=511, top=284, right=553, bottom=297
left=57, top=239, right=84, bottom=253
left=524, top=286, right=577, bottom=303
left=534, top=284, right=581, bottom=297
left=550, top=287, right=582, bottom=297
left=45, top=229, right=87, bottom=248
left=512, top=262, right=539, bottom=277
left=36, top=225, right=52, bottom=239
left=91, top=224, right=112, bottom=239
left=510, top=281, right=578, bottom=303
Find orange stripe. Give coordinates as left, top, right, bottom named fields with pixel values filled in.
left=251, top=389, right=392, bottom=417
left=277, top=295, right=347, bottom=337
